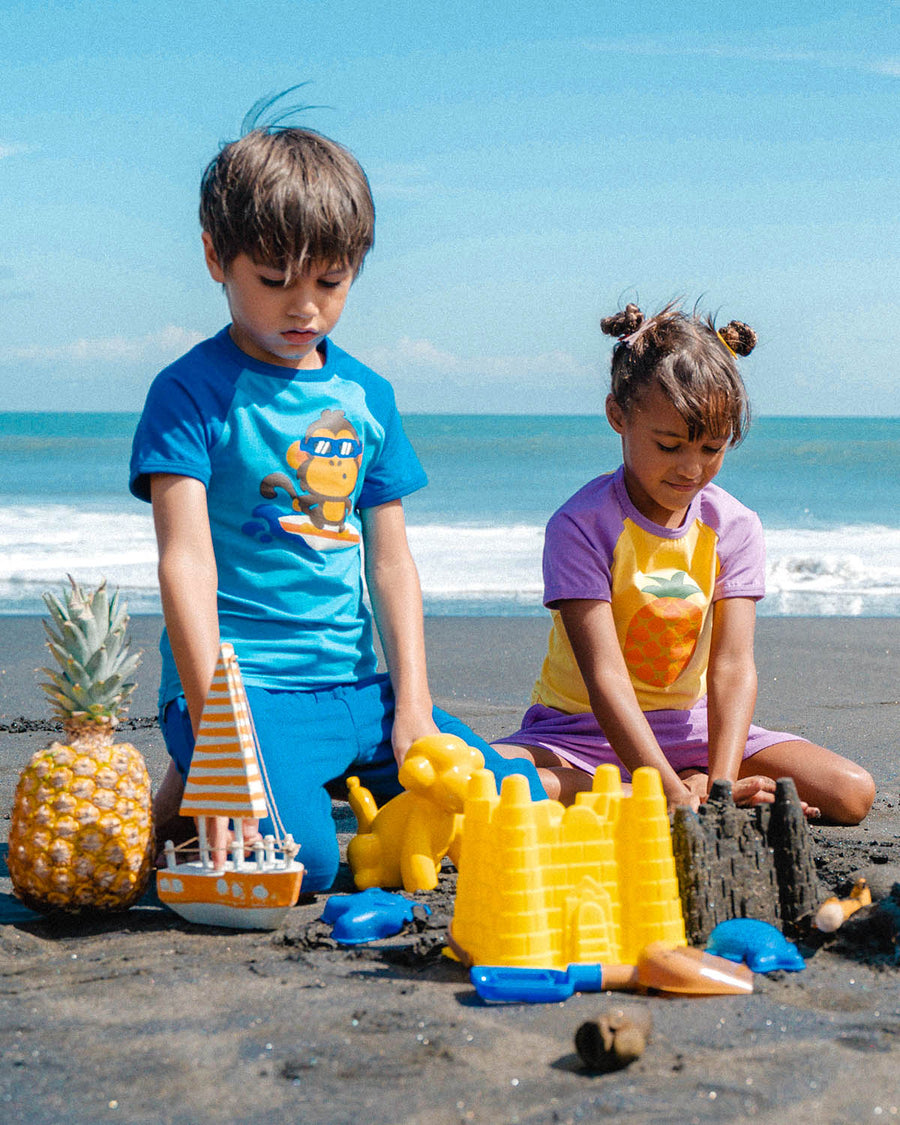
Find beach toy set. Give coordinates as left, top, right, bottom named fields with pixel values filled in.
left=344, top=749, right=755, bottom=997
left=4, top=580, right=812, bottom=991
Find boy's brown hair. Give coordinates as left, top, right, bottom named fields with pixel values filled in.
left=600, top=302, right=756, bottom=445
left=199, top=126, right=375, bottom=280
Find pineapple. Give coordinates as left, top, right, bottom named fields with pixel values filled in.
left=8, top=578, right=154, bottom=913
left=623, top=572, right=703, bottom=687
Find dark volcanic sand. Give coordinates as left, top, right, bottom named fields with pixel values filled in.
left=1, top=616, right=899, bottom=1123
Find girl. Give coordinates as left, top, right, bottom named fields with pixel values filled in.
left=494, top=302, right=874, bottom=823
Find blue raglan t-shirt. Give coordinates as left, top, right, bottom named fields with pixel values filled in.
left=129, top=328, right=427, bottom=707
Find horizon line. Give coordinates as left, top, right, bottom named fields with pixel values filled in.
left=1, top=409, right=899, bottom=422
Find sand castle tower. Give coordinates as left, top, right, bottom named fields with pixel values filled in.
left=449, top=765, right=685, bottom=969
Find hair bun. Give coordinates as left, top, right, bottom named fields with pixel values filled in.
left=601, top=303, right=644, bottom=338
left=719, top=320, right=757, bottom=357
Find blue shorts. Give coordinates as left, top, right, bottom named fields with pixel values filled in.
left=160, top=672, right=546, bottom=892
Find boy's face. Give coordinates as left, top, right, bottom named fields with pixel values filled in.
left=606, top=384, right=729, bottom=529
left=202, top=234, right=353, bottom=369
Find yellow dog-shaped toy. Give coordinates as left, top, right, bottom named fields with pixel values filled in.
left=346, top=734, right=485, bottom=892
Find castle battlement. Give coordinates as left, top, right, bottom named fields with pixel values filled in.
left=450, top=765, right=685, bottom=968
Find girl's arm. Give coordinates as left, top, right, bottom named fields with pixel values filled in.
left=706, top=596, right=769, bottom=800
left=360, top=498, right=439, bottom=764
left=558, top=598, right=697, bottom=810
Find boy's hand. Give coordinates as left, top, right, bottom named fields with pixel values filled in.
left=391, top=711, right=440, bottom=767
left=201, top=816, right=262, bottom=869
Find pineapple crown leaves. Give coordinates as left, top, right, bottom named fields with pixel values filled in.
left=40, top=577, right=140, bottom=721
left=640, top=571, right=702, bottom=600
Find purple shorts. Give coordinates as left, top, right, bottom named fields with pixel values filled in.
left=493, top=697, right=808, bottom=779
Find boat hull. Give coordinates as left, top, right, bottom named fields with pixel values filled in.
left=157, top=861, right=304, bottom=931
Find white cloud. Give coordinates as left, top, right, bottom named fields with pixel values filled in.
left=0, top=142, right=30, bottom=159
left=5, top=325, right=205, bottom=365
left=362, top=336, right=593, bottom=380
left=584, top=40, right=899, bottom=79
left=368, top=162, right=432, bottom=200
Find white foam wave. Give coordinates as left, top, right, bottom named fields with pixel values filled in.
left=762, top=526, right=900, bottom=616
left=2, top=507, right=900, bottom=616
left=0, top=505, right=160, bottom=613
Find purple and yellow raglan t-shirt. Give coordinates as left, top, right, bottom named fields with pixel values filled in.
left=532, top=466, right=765, bottom=715
left=129, top=329, right=427, bottom=708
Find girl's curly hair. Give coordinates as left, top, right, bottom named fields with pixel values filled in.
left=600, top=302, right=756, bottom=445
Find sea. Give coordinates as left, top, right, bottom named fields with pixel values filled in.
left=2, top=412, right=899, bottom=618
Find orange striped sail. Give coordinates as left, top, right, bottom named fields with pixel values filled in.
left=180, top=643, right=269, bottom=819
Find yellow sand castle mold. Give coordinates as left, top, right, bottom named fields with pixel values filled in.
left=449, top=765, right=685, bottom=969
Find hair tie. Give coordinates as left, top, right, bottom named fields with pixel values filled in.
left=716, top=330, right=737, bottom=358
left=617, top=320, right=653, bottom=350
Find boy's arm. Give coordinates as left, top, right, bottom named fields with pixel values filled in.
left=558, top=599, right=698, bottom=811
left=151, top=474, right=220, bottom=731
left=360, top=498, right=439, bottom=764
left=152, top=474, right=246, bottom=860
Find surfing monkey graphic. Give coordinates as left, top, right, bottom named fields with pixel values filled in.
left=259, top=409, right=362, bottom=541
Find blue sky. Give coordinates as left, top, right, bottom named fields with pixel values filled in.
left=1, top=0, right=897, bottom=414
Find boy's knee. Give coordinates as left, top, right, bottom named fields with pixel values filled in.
left=299, top=850, right=341, bottom=894
left=481, top=746, right=548, bottom=802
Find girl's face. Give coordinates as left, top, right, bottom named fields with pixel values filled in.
left=606, top=384, right=729, bottom=528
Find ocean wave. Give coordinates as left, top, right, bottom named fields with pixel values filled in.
left=2, top=507, right=900, bottom=616
left=762, top=526, right=900, bottom=616
left=0, top=505, right=160, bottom=614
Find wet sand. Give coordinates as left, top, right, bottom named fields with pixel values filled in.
left=1, top=616, right=899, bottom=1124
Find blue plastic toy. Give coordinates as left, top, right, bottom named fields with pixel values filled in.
left=321, top=887, right=430, bottom=945
left=471, top=943, right=753, bottom=1003
left=706, top=919, right=806, bottom=972
left=472, top=963, right=609, bottom=1003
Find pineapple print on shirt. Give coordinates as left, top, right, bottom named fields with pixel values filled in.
left=623, top=571, right=703, bottom=687
left=607, top=515, right=719, bottom=711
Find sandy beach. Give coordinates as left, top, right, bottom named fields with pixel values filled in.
left=2, top=615, right=899, bottom=1124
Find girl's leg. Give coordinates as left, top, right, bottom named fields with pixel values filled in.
left=738, top=740, right=875, bottom=825
left=492, top=741, right=594, bottom=804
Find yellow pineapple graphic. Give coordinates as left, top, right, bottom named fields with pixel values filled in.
left=623, top=572, right=703, bottom=687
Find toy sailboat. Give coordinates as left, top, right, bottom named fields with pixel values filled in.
left=156, top=643, right=305, bottom=930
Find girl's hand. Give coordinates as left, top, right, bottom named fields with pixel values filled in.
left=732, top=775, right=821, bottom=819
left=665, top=774, right=702, bottom=815
left=731, top=774, right=777, bottom=807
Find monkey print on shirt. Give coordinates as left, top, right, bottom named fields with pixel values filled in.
left=256, top=409, right=363, bottom=550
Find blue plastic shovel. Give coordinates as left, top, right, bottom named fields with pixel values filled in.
left=471, top=943, right=753, bottom=1003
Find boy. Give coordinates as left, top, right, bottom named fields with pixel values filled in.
left=130, top=122, right=545, bottom=892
